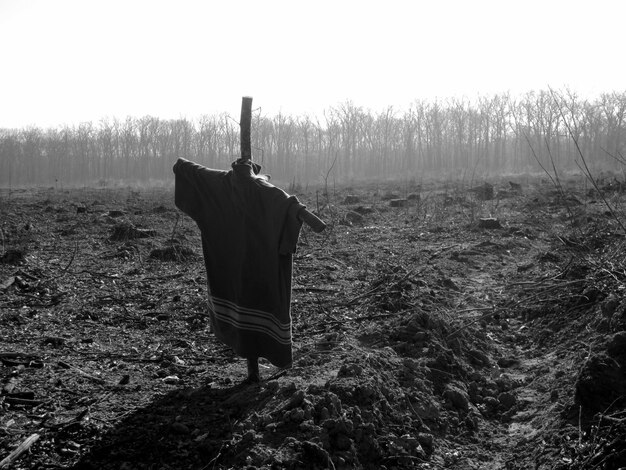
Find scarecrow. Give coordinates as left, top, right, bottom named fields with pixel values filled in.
left=173, top=97, right=325, bottom=382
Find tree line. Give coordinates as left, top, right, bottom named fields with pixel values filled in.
left=1, top=89, right=625, bottom=188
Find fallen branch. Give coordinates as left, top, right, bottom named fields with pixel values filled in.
left=59, top=240, right=79, bottom=275
left=58, top=361, right=107, bottom=386
left=0, top=433, right=40, bottom=469
left=323, top=311, right=405, bottom=326
left=45, top=408, right=90, bottom=431
left=0, top=352, right=43, bottom=368
left=293, top=286, right=338, bottom=293
left=0, top=352, right=39, bottom=359
left=3, top=397, right=47, bottom=407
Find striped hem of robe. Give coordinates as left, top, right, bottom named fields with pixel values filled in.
left=210, top=296, right=292, bottom=346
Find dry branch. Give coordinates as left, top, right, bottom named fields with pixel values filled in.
left=298, top=208, right=327, bottom=233
left=0, top=433, right=40, bottom=469
left=3, top=397, right=47, bottom=407
left=549, top=87, right=626, bottom=234
left=58, top=361, right=107, bottom=386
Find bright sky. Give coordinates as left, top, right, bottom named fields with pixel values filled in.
left=0, top=0, right=624, bottom=129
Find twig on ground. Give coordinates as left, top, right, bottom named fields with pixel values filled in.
left=170, top=212, right=180, bottom=243
left=445, top=277, right=586, bottom=338
left=58, top=361, right=107, bottom=386
left=0, top=433, right=40, bottom=469
left=3, top=397, right=48, bottom=407
left=45, top=408, right=90, bottom=430
left=60, top=240, right=79, bottom=274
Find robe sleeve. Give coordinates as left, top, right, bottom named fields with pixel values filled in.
left=279, top=199, right=306, bottom=255
left=173, top=157, right=224, bottom=224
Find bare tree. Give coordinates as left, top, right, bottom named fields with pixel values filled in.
left=2, top=89, right=626, bottom=187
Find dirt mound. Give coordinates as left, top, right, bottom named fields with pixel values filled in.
left=210, top=351, right=435, bottom=469
left=575, top=353, right=626, bottom=414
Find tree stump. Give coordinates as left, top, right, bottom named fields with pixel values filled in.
left=478, top=218, right=502, bottom=229
left=390, top=198, right=408, bottom=208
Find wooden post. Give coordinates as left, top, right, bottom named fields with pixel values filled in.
left=237, top=96, right=325, bottom=383
left=240, top=96, right=253, bottom=162
left=240, top=97, right=261, bottom=382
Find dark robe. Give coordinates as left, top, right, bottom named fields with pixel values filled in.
left=173, top=158, right=304, bottom=368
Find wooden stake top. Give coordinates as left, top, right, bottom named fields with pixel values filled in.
left=237, top=96, right=326, bottom=233
left=240, top=96, right=253, bottom=162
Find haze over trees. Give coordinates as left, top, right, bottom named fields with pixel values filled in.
left=1, top=89, right=625, bottom=187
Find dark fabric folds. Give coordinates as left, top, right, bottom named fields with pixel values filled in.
left=173, top=158, right=304, bottom=367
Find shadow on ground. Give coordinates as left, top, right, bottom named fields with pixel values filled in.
left=71, top=381, right=264, bottom=470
